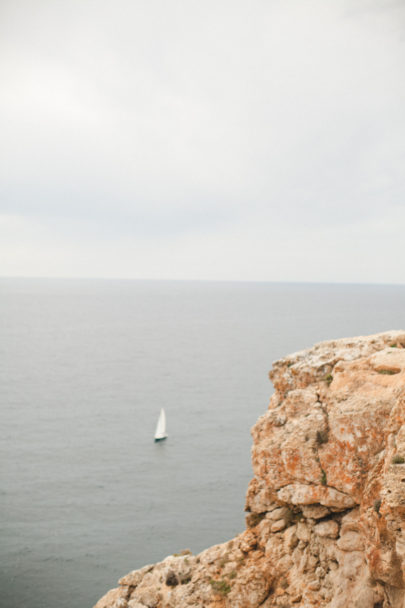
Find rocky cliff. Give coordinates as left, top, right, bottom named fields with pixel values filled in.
left=94, top=331, right=405, bottom=608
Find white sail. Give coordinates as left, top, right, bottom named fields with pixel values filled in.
left=154, top=408, right=167, bottom=440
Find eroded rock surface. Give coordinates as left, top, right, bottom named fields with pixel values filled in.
left=94, top=331, right=405, bottom=608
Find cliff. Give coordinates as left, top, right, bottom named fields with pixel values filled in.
left=94, top=331, right=405, bottom=608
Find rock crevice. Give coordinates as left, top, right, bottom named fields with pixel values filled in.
left=94, top=331, right=405, bottom=608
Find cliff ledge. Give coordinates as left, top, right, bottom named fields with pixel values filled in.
left=95, top=331, right=405, bottom=608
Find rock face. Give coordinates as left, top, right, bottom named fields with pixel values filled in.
left=94, top=331, right=405, bottom=608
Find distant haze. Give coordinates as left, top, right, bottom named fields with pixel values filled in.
left=1, top=0, right=404, bottom=283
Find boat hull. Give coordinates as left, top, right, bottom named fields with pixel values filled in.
left=154, top=436, right=167, bottom=442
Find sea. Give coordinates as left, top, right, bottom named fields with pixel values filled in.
left=1, top=278, right=405, bottom=608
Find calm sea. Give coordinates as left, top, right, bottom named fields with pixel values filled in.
left=1, top=279, right=405, bottom=608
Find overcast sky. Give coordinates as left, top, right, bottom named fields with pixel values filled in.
left=1, top=0, right=404, bottom=282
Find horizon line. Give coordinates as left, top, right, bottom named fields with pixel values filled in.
left=1, top=275, right=405, bottom=288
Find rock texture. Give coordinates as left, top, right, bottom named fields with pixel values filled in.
left=94, top=331, right=405, bottom=608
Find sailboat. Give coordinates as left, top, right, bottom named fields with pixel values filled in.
left=154, top=408, right=168, bottom=442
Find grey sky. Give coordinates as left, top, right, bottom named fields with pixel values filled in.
left=1, top=0, right=404, bottom=282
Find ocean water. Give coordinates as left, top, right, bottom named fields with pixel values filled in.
left=1, top=278, right=405, bottom=608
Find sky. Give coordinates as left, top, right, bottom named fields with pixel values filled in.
left=1, top=0, right=404, bottom=283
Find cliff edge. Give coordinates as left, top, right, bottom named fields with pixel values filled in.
left=94, top=331, right=405, bottom=608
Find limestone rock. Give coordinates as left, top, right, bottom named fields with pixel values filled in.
left=271, top=518, right=287, bottom=532
left=296, top=521, right=311, bottom=543
left=94, top=331, right=405, bottom=608
left=301, top=504, right=330, bottom=519
left=314, top=520, right=339, bottom=539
